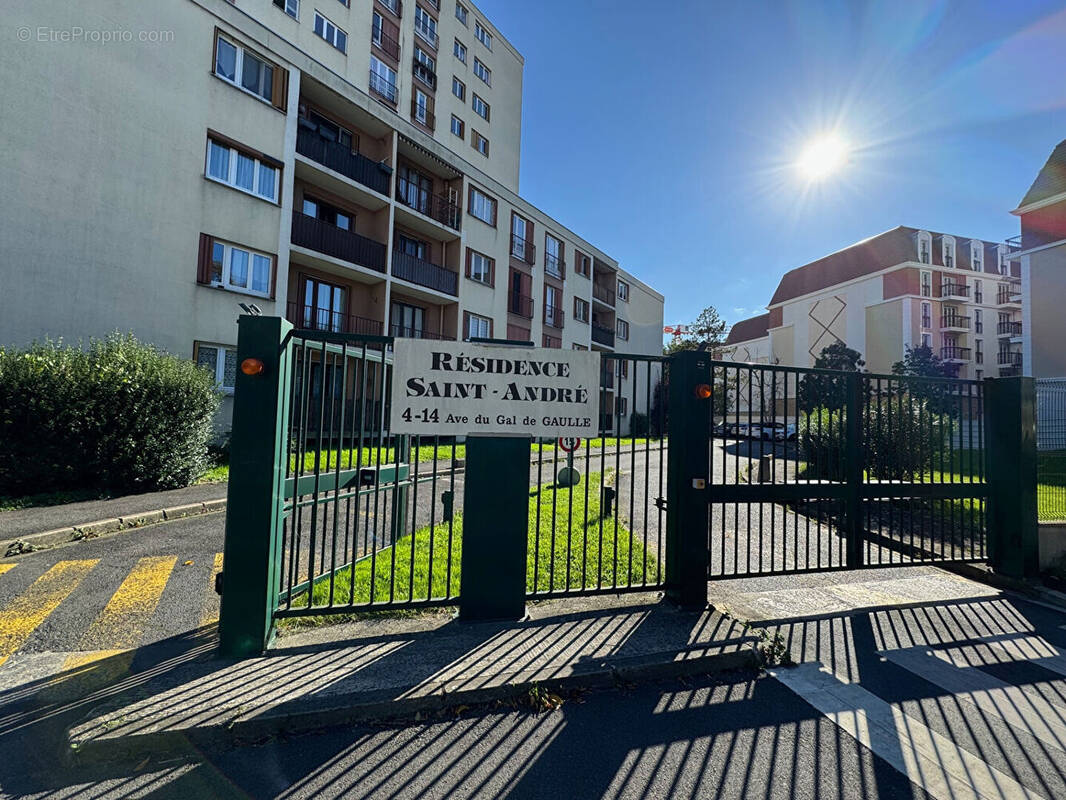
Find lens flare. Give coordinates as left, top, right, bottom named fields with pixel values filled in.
left=796, top=134, right=850, bottom=181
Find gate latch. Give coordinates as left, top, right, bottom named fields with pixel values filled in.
left=691, top=478, right=707, bottom=490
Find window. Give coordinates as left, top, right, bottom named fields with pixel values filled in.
left=617, top=319, right=629, bottom=340
left=214, top=34, right=285, bottom=108
left=976, top=369, right=983, bottom=381
left=313, top=12, right=347, bottom=52
left=412, top=89, right=432, bottom=127
left=452, top=76, right=465, bottom=100
left=273, top=0, right=299, bottom=19
left=543, top=334, right=561, bottom=349
left=369, top=56, right=398, bottom=102
left=465, top=312, right=492, bottom=340
left=206, top=137, right=279, bottom=202
left=472, top=93, right=489, bottom=121
left=455, top=3, right=468, bottom=25
left=450, top=114, right=464, bottom=138
left=299, top=276, right=348, bottom=332
left=414, top=6, right=438, bottom=48
left=921, top=333, right=931, bottom=349
left=544, top=285, right=562, bottom=328
left=573, top=344, right=588, bottom=351
left=618, top=360, right=629, bottom=379
left=466, top=249, right=494, bottom=285
left=921, top=301, right=931, bottom=329
left=575, top=251, right=590, bottom=277
left=303, top=195, right=352, bottom=229
left=615, top=397, right=628, bottom=417
left=975, top=339, right=984, bottom=365
left=200, top=237, right=273, bottom=297
left=972, top=245, right=982, bottom=271
left=391, top=301, right=425, bottom=338
left=545, top=233, right=563, bottom=278
left=378, top=0, right=400, bottom=13
left=372, top=13, right=399, bottom=58
left=918, top=236, right=930, bottom=264
left=974, top=309, right=983, bottom=333
left=473, top=57, right=491, bottom=85
left=943, top=238, right=954, bottom=268
left=920, top=270, right=931, bottom=297
left=472, top=130, right=489, bottom=157
left=454, top=39, right=466, bottom=63
left=468, top=186, right=496, bottom=225
left=414, top=46, right=437, bottom=89
left=974, top=279, right=983, bottom=304
left=574, top=297, right=589, bottom=323
left=196, top=343, right=238, bottom=394
left=617, top=280, right=629, bottom=302
left=475, top=21, right=492, bottom=49
left=395, top=232, right=428, bottom=260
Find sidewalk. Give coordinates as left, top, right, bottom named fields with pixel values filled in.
left=59, top=593, right=755, bottom=764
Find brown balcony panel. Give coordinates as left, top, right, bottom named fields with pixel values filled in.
left=287, top=302, right=383, bottom=335
left=291, top=212, right=387, bottom=272
left=544, top=255, right=565, bottom=280
left=395, top=180, right=460, bottom=230
left=296, top=126, right=391, bottom=195
left=508, top=293, right=534, bottom=318
left=544, top=307, right=565, bottom=330
left=391, top=250, right=458, bottom=295
left=410, top=99, right=435, bottom=131
left=510, top=234, right=536, bottom=265
left=592, top=323, right=615, bottom=347
left=593, top=283, right=616, bottom=306
left=373, top=28, right=400, bottom=60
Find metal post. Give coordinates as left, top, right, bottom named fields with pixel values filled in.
left=458, top=436, right=530, bottom=620
left=219, top=315, right=293, bottom=657
left=984, top=376, right=1039, bottom=578
left=666, top=350, right=711, bottom=608
left=391, top=434, right=409, bottom=544
left=844, top=373, right=864, bottom=568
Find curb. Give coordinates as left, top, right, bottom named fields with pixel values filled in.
left=942, top=562, right=1066, bottom=613
left=4, top=499, right=227, bottom=555
left=68, top=644, right=757, bottom=766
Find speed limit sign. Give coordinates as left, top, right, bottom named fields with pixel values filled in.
left=558, top=436, right=581, bottom=453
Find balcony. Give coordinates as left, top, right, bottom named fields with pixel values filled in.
left=544, top=306, right=565, bottom=330
left=940, top=346, right=971, bottom=363
left=291, top=212, right=387, bottom=273
left=997, top=320, right=1023, bottom=338
left=389, top=323, right=455, bottom=341
left=592, top=283, right=616, bottom=307
left=592, top=323, right=615, bottom=347
left=510, top=234, right=536, bottom=265
left=368, top=71, right=398, bottom=105
left=372, top=26, right=400, bottom=60
left=414, top=24, right=438, bottom=50
left=997, top=284, right=1022, bottom=307
left=295, top=126, right=391, bottom=196
left=410, top=98, right=435, bottom=131
left=545, top=254, right=565, bottom=280
left=287, top=302, right=383, bottom=336
left=395, top=179, right=460, bottom=230
left=412, top=59, right=437, bottom=91
left=507, top=293, right=534, bottom=318
left=940, top=282, right=970, bottom=300
left=391, top=250, right=458, bottom=296
left=376, top=0, right=402, bottom=16
left=939, top=314, right=971, bottom=332
left=997, top=351, right=1022, bottom=368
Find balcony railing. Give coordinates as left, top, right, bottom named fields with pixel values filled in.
left=997, top=351, right=1022, bottom=367
left=395, top=178, right=460, bottom=230
left=600, top=369, right=614, bottom=389
left=940, top=282, right=970, bottom=299
left=290, top=212, right=387, bottom=272
left=507, top=293, right=534, bottom=318
left=940, top=346, right=971, bottom=361
left=412, top=59, right=437, bottom=91
left=997, top=320, right=1023, bottom=337
left=592, top=283, right=616, bottom=306
left=368, top=70, right=398, bottom=104
left=414, top=23, right=438, bottom=49
left=544, top=306, right=564, bottom=329
left=510, top=234, right=536, bottom=265
left=376, top=0, right=402, bottom=16
left=389, top=323, right=455, bottom=341
left=939, top=315, right=971, bottom=330
left=391, top=249, right=459, bottom=296
left=997, top=286, right=1022, bottom=305
left=592, top=323, right=615, bottom=347
left=372, top=26, right=400, bottom=60
left=544, top=254, right=565, bottom=279
left=410, top=98, right=435, bottom=131
left=295, top=126, right=391, bottom=195
left=287, top=302, right=383, bottom=335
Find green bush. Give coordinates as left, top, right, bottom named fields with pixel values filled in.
left=799, top=407, right=846, bottom=480
left=0, top=334, right=221, bottom=497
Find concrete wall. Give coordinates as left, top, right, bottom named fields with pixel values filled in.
left=1025, top=244, right=1066, bottom=378
left=864, top=300, right=903, bottom=374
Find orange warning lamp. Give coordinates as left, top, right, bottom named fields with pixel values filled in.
left=241, top=358, right=265, bottom=376
left=694, top=383, right=712, bottom=400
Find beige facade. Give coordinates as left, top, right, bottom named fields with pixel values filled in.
left=0, top=0, right=664, bottom=433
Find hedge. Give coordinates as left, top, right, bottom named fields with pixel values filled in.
left=0, top=334, right=221, bottom=497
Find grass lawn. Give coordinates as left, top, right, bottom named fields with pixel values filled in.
left=284, top=471, right=660, bottom=624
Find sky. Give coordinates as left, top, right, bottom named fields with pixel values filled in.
left=473, top=0, right=1066, bottom=340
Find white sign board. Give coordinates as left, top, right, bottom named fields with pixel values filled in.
left=389, top=340, right=600, bottom=437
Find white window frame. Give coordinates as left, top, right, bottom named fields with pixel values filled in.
left=276, top=0, right=300, bottom=19
left=414, top=6, right=438, bottom=48
left=209, top=239, right=274, bottom=298
left=473, top=57, right=491, bottom=85
left=574, top=297, right=589, bottom=323
left=616, top=319, right=629, bottom=340
left=468, top=250, right=492, bottom=284
left=472, top=130, right=489, bottom=156
left=974, top=279, right=983, bottom=303
left=921, top=333, right=932, bottom=349
left=369, top=56, right=398, bottom=102
left=454, top=38, right=466, bottom=63
left=214, top=34, right=275, bottom=104
left=196, top=343, right=238, bottom=395
left=472, top=93, right=489, bottom=121
left=467, top=313, right=491, bottom=340
left=314, top=11, right=348, bottom=53
left=917, top=231, right=931, bottom=264
left=413, top=89, right=430, bottom=125
left=942, top=236, right=955, bottom=268
left=921, top=301, right=931, bottom=329
left=920, top=270, right=931, bottom=298
left=205, top=139, right=279, bottom=202
left=972, top=242, right=983, bottom=271
left=469, top=187, right=495, bottom=224
left=545, top=233, right=563, bottom=277
left=455, top=2, right=468, bottom=25
left=452, top=76, right=465, bottom=100
left=450, top=114, right=464, bottom=138
left=475, top=21, right=492, bottom=50
left=617, top=280, right=629, bottom=302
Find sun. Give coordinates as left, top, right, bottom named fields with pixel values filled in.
left=796, top=134, right=850, bottom=181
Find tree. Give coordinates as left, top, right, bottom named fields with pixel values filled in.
left=891, top=344, right=955, bottom=415
left=663, top=305, right=727, bottom=355
left=797, top=342, right=865, bottom=413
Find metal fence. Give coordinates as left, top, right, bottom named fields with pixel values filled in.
left=1037, top=378, right=1066, bottom=522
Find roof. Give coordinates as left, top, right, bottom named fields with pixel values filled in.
left=1018, top=139, right=1066, bottom=209
left=725, top=313, right=770, bottom=345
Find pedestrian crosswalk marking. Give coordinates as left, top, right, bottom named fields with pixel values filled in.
left=0, top=564, right=16, bottom=578
left=0, top=559, right=98, bottom=666
left=79, top=555, right=177, bottom=650
left=771, top=662, right=1043, bottom=800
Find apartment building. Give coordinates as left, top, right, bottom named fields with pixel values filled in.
left=1, top=0, right=663, bottom=431
left=1011, top=138, right=1066, bottom=378
left=723, top=226, right=1023, bottom=379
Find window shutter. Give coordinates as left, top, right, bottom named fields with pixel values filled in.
left=463, top=311, right=470, bottom=340
left=272, top=66, right=289, bottom=112
left=269, top=256, right=278, bottom=300
left=197, top=233, right=213, bottom=285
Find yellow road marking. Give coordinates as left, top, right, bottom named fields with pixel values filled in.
left=199, top=552, right=224, bottom=627
left=79, top=555, right=177, bottom=650
left=0, top=564, right=16, bottom=578
left=0, top=559, right=98, bottom=666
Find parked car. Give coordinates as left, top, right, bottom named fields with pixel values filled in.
left=760, top=422, right=784, bottom=441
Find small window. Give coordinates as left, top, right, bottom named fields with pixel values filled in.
left=466, top=312, right=492, bottom=340
left=467, top=249, right=494, bottom=285
left=975, top=309, right=983, bottom=333
left=575, top=251, right=590, bottom=277
left=921, top=301, right=931, bottom=329
left=195, top=343, right=238, bottom=394
left=455, top=2, right=468, bottom=25
left=544, top=233, right=563, bottom=278
left=450, top=114, right=464, bottom=138
left=972, top=244, right=982, bottom=270
left=468, top=186, right=496, bottom=225
left=574, top=297, right=589, bottom=323
left=202, top=237, right=273, bottom=297
left=214, top=34, right=282, bottom=107
left=974, top=279, right=983, bottom=304
left=414, top=5, right=438, bottom=48
left=920, top=270, right=931, bottom=298
left=943, top=239, right=954, bottom=268
left=918, top=235, right=930, bottom=264
left=452, top=76, right=465, bottom=100
left=313, top=12, right=347, bottom=53
left=206, top=138, right=279, bottom=202
left=454, top=39, right=466, bottom=63
left=616, top=319, right=629, bottom=340
left=472, top=130, right=489, bottom=156
left=617, top=280, right=629, bottom=302
left=472, top=93, right=489, bottom=121
left=273, top=0, right=299, bottom=19
left=473, top=57, right=491, bottom=85
left=475, top=21, right=492, bottom=49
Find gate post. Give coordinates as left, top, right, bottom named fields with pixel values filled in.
left=844, top=373, right=864, bottom=568
left=219, top=315, right=293, bottom=658
left=666, top=350, right=711, bottom=608
left=984, top=376, right=1039, bottom=578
